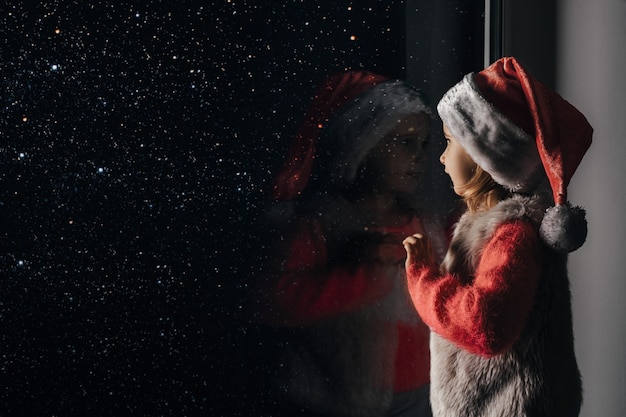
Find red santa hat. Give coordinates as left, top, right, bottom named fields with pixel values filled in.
left=437, top=57, right=593, bottom=252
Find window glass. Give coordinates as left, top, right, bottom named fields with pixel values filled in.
left=1, top=1, right=485, bottom=413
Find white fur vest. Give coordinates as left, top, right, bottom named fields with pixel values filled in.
left=430, top=195, right=582, bottom=417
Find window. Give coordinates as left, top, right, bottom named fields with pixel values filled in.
left=0, top=1, right=491, bottom=413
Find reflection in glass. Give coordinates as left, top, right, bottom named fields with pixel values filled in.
left=250, top=70, right=451, bottom=417
left=1, top=1, right=488, bottom=414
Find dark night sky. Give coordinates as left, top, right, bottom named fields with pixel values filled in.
left=0, top=1, right=407, bottom=414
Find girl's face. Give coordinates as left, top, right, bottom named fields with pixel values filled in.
left=363, top=112, right=430, bottom=195
left=440, top=124, right=477, bottom=196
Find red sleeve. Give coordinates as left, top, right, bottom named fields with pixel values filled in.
left=272, top=220, right=394, bottom=325
left=406, top=220, right=543, bottom=356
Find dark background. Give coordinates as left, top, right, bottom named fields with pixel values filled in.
left=0, top=1, right=410, bottom=415
left=1, top=1, right=487, bottom=415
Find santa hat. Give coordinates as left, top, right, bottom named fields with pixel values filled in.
left=321, top=78, right=431, bottom=190
left=437, top=57, right=593, bottom=252
left=272, top=71, right=388, bottom=201
left=273, top=70, right=430, bottom=200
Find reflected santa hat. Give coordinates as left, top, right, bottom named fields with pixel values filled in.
left=437, top=56, right=593, bottom=253
left=273, top=70, right=430, bottom=200
left=272, top=71, right=388, bottom=201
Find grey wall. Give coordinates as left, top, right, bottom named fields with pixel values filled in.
left=504, top=0, right=626, bottom=415
left=558, top=0, right=626, bottom=415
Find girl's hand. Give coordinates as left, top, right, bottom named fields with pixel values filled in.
left=402, top=233, right=433, bottom=267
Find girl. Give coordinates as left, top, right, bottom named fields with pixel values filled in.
left=257, top=70, right=447, bottom=417
left=403, top=57, right=592, bottom=417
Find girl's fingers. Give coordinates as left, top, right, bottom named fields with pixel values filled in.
left=403, top=233, right=433, bottom=266
left=403, top=233, right=424, bottom=247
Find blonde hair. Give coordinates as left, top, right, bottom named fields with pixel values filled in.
left=457, top=164, right=510, bottom=213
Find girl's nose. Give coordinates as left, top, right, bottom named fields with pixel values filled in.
left=439, top=150, right=446, bottom=165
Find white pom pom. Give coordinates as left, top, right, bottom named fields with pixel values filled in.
left=539, top=203, right=588, bottom=253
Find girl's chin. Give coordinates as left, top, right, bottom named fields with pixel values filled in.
left=452, top=186, right=465, bottom=197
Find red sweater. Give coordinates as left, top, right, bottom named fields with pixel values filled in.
left=407, top=220, right=543, bottom=357
left=270, top=216, right=430, bottom=392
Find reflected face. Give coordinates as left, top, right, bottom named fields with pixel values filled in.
left=363, top=112, right=430, bottom=194
left=440, top=124, right=477, bottom=196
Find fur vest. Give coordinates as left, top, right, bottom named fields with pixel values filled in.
left=430, top=194, right=582, bottom=417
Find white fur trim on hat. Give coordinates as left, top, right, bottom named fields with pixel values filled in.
left=436, top=74, right=544, bottom=192
left=325, top=80, right=431, bottom=188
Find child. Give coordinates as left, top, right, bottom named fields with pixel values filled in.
left=257, top=70, right=447, bottom=417
left=403, top=57, right=592, bottom=417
